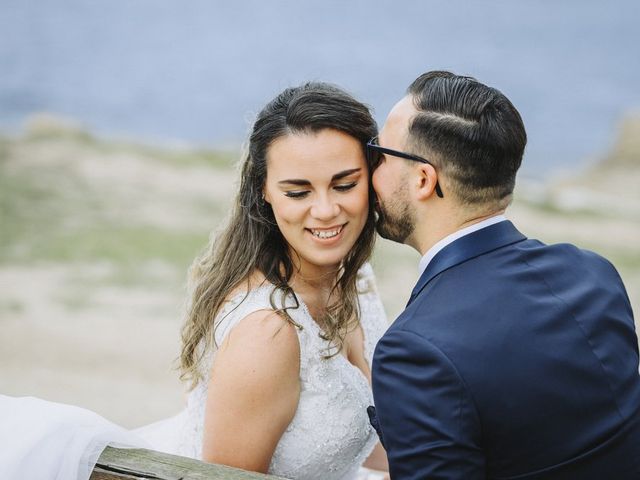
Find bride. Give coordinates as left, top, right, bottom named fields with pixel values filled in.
left=0, top=82, right=389, bottom=480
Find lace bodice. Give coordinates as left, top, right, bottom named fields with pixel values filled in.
left=172, top=263, right=388, bottom=480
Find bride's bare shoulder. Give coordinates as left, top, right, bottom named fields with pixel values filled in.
left=217, top=271, right=298, bottom=352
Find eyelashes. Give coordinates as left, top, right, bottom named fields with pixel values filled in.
left=284, top=191, right=309, bottom=199
left=334, top=182, right=358, bottom=192
left=284, top=182, right=358, bottom=199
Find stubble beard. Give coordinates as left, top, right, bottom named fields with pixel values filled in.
left=375, top=184, right=416, bottom=244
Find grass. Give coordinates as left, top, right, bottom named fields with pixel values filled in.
left=0, top=299, right=24, bottom=315
left=589, top=246, right=640, bottom=273
left=0, top=169, right=64, bottom=258
left=514, top=193, right=623, bottom=221
left=29, top=225, right=207, bottom=265
left=0, top=133, right=219, bottom=278
left=24, top=126, right=238, bottom=170
left=0, top=171, right=212, bottom=271
left=0, top=126, right=232, bottom=271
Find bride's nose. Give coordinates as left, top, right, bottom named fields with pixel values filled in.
left=310, top=193, right=340, bottom=220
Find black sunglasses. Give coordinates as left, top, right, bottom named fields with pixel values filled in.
left=366, top=136, right=444, bottom=198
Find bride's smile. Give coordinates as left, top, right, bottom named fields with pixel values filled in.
left=264, top=128, right=369, bottom=276
left=307, top=222, right=344, bottom=239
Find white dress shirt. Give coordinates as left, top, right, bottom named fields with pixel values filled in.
left=417, top=215, right=508, bottom=277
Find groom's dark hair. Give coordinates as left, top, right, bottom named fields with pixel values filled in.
left=406, top=71, right=526, bottom=208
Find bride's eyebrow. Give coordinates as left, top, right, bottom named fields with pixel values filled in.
left=331, top=168, right=361, bottom=181
left=278, top=168, right=362, bottom=186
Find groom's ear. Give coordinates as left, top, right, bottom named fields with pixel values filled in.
left=414, top=163, right=439, bottom=201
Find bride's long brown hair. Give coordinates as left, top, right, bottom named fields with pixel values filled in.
left=180, top=82, right=378, bottom=388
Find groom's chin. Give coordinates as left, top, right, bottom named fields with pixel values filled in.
left=375, top=211, right=414, bottom=244
left=374, top=221, right=390, bottom=239
left=375, top=219, right=402, bottom=243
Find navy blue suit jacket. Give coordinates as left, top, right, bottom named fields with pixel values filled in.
left=371, top=221, right=640, bottom=479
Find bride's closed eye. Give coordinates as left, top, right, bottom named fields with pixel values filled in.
left=284, top=190, right=310, bottom=198
left=334, top=182, right=358, bottom=192
left=283, top=182, right=358, bottom=199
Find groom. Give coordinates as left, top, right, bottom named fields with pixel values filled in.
left=368, top=71, right=640, bottom=479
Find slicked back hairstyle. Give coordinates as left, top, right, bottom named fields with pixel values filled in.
left=406, top=71, right=526, bottom=208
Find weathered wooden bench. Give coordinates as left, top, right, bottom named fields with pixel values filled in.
left=91, top=446, right=286, bottom=480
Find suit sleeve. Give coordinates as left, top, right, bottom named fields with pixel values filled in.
left=372, top=328, right=485, bottom=479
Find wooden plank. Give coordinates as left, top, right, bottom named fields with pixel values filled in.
left=90, top=446, right=286, bottom=480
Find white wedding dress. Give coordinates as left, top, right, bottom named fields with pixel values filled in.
left=136, top=263, right=389, bottom=479
left=0, top=264, right=389, bottom=480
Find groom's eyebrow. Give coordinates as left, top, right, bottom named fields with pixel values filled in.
left=278, top=168, right=362, bottom=186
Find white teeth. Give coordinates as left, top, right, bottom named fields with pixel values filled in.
left=310, top=226, right=342, bottom=239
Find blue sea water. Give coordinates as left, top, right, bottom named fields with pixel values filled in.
left=1, top=0, right=639, bottom=176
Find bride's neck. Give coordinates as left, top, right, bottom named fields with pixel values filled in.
left=286, top=250, right=340, bottom=293
left=290, top=266, right=339, bottom=294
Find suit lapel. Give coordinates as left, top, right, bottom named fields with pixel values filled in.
left=407, top=221, right=527, bottom=306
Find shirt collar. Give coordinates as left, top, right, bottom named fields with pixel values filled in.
left=418, top=215, right=508, bottom=277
